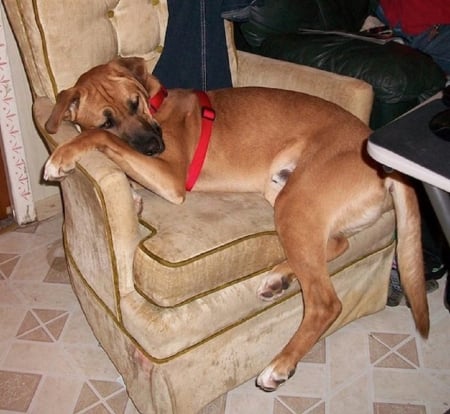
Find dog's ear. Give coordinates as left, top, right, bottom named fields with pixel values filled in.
left=114, top=57, right=162, bottom=95
left=114, top=57, right=148, bottom=83
left=45, top=88, right=80, bottom=134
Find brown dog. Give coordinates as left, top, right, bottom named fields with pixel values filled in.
left=43, top=57, right=428, bottom=391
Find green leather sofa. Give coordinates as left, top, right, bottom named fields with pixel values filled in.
left=235, top=0, right=447, bottom=128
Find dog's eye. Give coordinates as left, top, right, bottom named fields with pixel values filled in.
left=99, top=111, right=115, bottom=129
left=100, top=120, right=112, bottom=129
left=129, top=96, right=140, bottom=114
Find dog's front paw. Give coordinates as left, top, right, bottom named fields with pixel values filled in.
left=43, top=145, right=78, bottom=181
left=256, top=362, right=296, bottom=392
left=43, top=157, right=76, bottom=181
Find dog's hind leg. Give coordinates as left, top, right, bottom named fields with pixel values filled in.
left=256, top=173, right=344, bottom=392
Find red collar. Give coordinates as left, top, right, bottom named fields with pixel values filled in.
left=148, top=86, right=168, bottom=114
left=185, top=91, right=215, bottom=191
left=147, top=87, right=215, bottom=191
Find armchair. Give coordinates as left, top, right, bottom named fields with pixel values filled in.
left=2, top=1, right=395, bottom=413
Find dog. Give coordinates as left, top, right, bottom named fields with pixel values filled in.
left=43, top=57, right=429, bottom=391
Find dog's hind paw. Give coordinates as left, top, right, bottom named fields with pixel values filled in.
left=257, top=262, right=295, bottom=301
left=257, top=274, right=290, bottom=301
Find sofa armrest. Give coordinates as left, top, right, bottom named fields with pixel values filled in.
left=235, top=50, right=374, bottom=125
left=33, top=97, right=141, bottom=314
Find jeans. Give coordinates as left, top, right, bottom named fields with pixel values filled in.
left=153, top=0, right=232, bottom=90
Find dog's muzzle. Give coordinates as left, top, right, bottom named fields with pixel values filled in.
left=128, top=122, right=165, bottom=156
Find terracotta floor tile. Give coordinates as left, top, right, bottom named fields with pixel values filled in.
left=0, top=254, right=20, bottom=278
left=106, top=391, right=129, bottom=414
left=373, top=402, right=426, bottom=414
left=45, top=256, right=71, bottom=283
left=0, top=370, right=42, bottom=412
left=74, top=383, right=99, bottom=413
left=397, top=338, right=420, bottom=367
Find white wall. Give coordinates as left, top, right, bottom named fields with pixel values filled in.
left=0, top=3, right=59, bottom=207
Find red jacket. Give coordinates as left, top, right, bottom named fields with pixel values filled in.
left=380, top=0, right=450, bottom=35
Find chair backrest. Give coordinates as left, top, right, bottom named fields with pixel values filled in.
left=3, top=0, right=171, bottom=100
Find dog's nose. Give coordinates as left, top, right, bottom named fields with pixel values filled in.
left=129, top=123, right=165, bottom=156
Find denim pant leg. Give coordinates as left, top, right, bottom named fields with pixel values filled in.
left=410, top=25, right=450, bottom=75
left=153, top=0, right=232, bottom=90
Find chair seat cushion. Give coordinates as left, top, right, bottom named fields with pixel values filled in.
left=134, top=189, right=395, bottom=307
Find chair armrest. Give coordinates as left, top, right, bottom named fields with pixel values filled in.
left=33, top=97, right=141, bottom=307
left=235, top=50, right=374, bottom=125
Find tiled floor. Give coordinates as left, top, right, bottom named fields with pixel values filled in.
left=0, top=214, right=449, bottom=414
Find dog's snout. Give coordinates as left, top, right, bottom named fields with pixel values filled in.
left=129, top=122, right=165, bottom=156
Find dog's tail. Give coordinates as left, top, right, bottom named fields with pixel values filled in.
left=388, top=174, right=429, bottom=338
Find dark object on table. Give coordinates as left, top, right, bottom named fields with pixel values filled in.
left=370, top=99, right=450, bottom=180
left=429, top=108, right=450, bottom=141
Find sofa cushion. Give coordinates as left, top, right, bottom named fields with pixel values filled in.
left=241, top=0, right=371, bottom=47
left=238, top=29, right=446, bottom=128
left=258, top=34, right=444, bottom=105
left=134, top=189, right=395, bottom=307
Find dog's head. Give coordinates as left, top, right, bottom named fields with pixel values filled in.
left=45, top=57, right=165, bottom=156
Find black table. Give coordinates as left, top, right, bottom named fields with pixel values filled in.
left=368, top=97, right=450, bottom=246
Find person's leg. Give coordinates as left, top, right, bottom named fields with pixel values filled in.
left=387, top=182, right=447, bottom=307
left=415, top=183, right=448, bottom=280
left=387, top=256, right=404, bottom=306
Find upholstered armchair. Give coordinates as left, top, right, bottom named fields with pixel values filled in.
left=2, top=1, right=395, bottom=413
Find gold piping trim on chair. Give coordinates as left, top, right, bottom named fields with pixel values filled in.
left=67, top=238, right=395, bottom=363
left=66, top=164, right=125, bottom=323
left=10, top=0, right=43, bottom=99
left=138, top=218, right=278, bottom=267
left=135, top=234, right=395, bottom=309
left=31, top=0, right=59, bottom=99
left=33, top=112, right=131, bottom=325
left=134, top=264, right=279, bottom=309
left=64, top=235, right=299, bottom=364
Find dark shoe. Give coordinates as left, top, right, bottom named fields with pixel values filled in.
left=425, top=264, right=448, bottom=281
left=387, top=287, right=403, bottom=307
